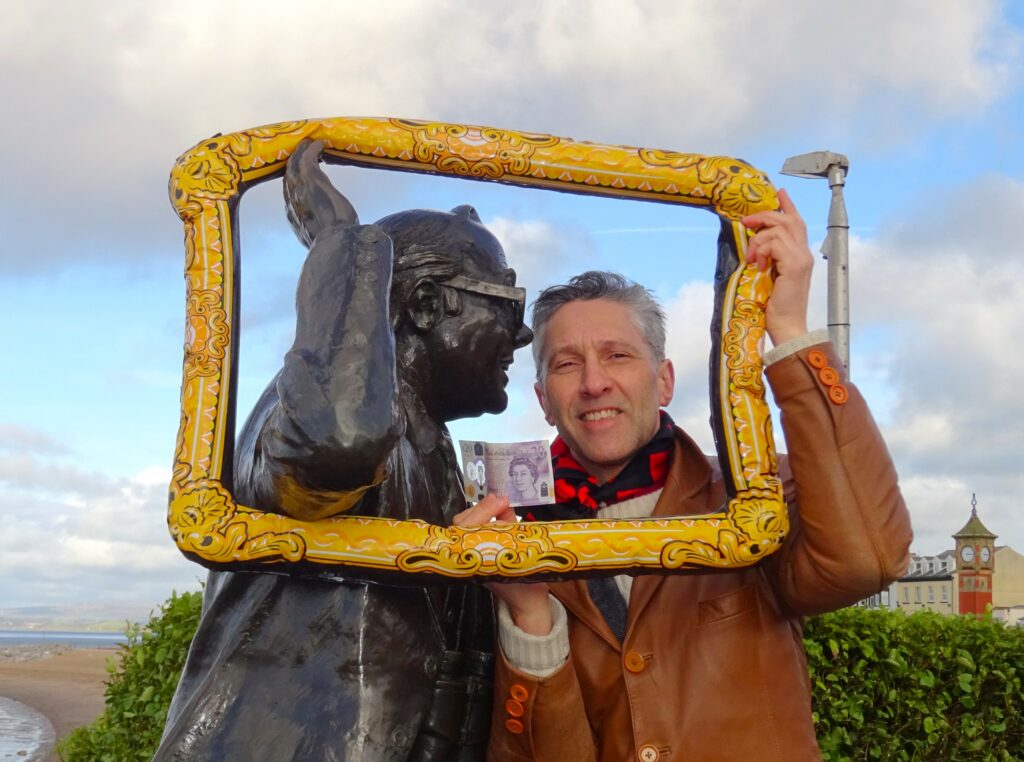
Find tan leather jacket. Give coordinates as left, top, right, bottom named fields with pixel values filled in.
left=488, top=343, right=912, bottom=762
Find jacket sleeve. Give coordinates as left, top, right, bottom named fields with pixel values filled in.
left=763, top=341, right=912, bottom=615
left=488, top=649, right=597, bottom=762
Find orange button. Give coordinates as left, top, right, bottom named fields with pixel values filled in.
left=828, top=384, right=849, bottom=405
left=818, top=366, right=840, bottom=386
left=807, top=349, right=828, bottom=369
left=624, top=651, right=646, bottom=673
left=638, top=744, right=660, bottom=762
left=505, top=718, right=524, bottom=734
left=509, top=683, right=529, bottom=702
left=505, top=699, right=524, bottom=717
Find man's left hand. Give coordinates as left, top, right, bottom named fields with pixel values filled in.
left=742, top=188, right=813, bottom=346
left=453, top=496, right=554, bottom=636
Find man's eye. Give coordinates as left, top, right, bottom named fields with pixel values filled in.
left=551, top=359, right=579, bottom=372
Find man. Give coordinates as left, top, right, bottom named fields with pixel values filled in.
left=155, top=141, right=532, bottom=761
left=456, top=190, right=912, bottom=761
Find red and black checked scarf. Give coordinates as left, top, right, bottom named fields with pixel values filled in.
left=521, top=411, right=675, bottom=521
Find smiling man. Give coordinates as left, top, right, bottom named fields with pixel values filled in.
left=456, top=191, right=912, bottom=761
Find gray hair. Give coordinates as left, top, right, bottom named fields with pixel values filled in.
left=530, top=271, right=666, bottom=378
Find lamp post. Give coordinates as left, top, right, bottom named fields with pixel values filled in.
left=780, top=151, right=851, bottom=372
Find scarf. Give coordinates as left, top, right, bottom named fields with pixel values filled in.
left=521, top=411, right=675, bottom=521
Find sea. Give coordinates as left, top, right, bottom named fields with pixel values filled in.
left=0, top=630, right=126, bottom=760
left=0, top=697, right=55, bottom=761
left=0, top=629, right=128, bottom=648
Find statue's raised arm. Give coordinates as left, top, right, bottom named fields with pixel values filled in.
left=236, top=140, right=401, bottom=519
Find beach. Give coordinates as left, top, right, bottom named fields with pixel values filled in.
left=0, top=646, right=111, bottom=762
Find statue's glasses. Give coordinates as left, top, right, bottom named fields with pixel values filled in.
left=440, top=275, right=527, bottom=328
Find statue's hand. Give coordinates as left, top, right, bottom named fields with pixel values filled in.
left=284, top=139, right=360, bottom=249
left=453, top=496, right=554, bottom=636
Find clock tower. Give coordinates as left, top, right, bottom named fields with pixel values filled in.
left=953, top=494, right=997, bottom=616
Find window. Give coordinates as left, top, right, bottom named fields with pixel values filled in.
left=941, top=586, right=948, bottom=603
left=903, top=587, right=910, bottom=604
left=928, top=586, right=934, bottom=603
left=915, top=586, right=921, bottom=603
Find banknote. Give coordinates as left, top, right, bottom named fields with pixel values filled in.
left=459, top=439, right=555, bottom=508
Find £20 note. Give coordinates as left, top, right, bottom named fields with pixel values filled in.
left=458, top=439, right=555, bottom=508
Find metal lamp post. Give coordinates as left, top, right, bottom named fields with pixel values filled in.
left=780, top=151, right=851, bottom=373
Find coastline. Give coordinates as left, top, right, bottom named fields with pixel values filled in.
left=0, top=646, right=112, bottom=762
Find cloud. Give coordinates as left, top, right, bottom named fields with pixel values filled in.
left=487, top=216, right=592, bottom=298
left=847, top=175, right=1024, bottom=553
left=0, top=424, right=69, bottom=456
left=651, top=174, right=1024, bottom=559
left=2, top=0, right=1017, bottom=272
left=0, top=437, right=202, bottom=609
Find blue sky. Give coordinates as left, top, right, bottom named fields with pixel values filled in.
left=1, top=0, right=1022, bottom=616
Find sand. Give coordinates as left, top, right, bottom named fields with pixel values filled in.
left=0, top=647, right=112, bottom=762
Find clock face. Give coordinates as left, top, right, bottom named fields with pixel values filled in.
left=961, top=545, right=975, bottom=563
left=981, top=546, right=991, bottom=564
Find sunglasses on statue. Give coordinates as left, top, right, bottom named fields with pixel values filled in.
left=440, top=275, right=526, bottom=327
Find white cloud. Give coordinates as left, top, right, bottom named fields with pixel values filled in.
left=662, top=280, right=716, bottom=451
left=2, top=0, right=1017, bottom=270
left=487, top=216, right=592, bottom=298
left=0, top=438, right=201, bottom=609
left=2, top=0, right=1022, bottom=613
left=846, top=176, right=1024, bottom=555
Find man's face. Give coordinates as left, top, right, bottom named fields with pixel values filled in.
left=534, top=299, right=674, bottom=483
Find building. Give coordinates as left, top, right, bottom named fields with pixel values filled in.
left=888, top=497, right=1024, bottom=624
left=953, top=502, right=997, bottom=616
left=891, top=550, right=955, bottom=615
left=992, top=546, right=1024, bottom=625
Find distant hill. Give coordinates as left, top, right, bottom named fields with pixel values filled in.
left=0, top=602, right=157, bottom=631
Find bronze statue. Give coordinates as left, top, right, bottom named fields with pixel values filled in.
left=155, top=140, right=532, bottom=761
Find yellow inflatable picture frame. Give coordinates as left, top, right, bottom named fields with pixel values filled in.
left=168, top=117, right=786, bottom=582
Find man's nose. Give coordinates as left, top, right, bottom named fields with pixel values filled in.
left=513, top=323, right=533, bottom=349
left=579, top=360, right=612, bottom=397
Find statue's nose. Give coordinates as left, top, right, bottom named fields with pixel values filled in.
left=514, top=323, right=533, bottom=349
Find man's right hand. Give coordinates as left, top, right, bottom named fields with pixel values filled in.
left=453, top=495, right=554, bottom=636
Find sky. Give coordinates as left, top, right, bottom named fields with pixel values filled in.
left=1, top=0, right=1022, bottom=618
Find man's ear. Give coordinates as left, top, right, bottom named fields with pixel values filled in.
left=406, top=279, right=444, bottom=333
left=534, top=380, right=554, bottom=426
left=657, top=359, right=675, bottom=407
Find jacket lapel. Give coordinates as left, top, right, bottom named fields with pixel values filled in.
left=551, top=428, right=723, bottom=648
left=625, top=428, right=722, bottom=632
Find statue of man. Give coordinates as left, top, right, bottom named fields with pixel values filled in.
left=155, top=140, right=533, bottom=761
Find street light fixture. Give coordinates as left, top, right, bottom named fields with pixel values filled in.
left=780, top=151, right=851, bottom=372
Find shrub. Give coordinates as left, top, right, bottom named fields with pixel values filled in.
left=58, top=590, right=202, bottom=761
left=805, top=607, right=1024, bottom=761
left=60, top=592, right=1024, bottom=760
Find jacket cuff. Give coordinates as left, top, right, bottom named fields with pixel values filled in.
left=496, top=595, right=569, bottom=678
left=762, top=328, right=830, bottom=366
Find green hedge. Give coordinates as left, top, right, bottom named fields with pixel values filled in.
left=60, top=594, right=1024, bottom=760
left=58, top=590, right=202, bottom=762
left=806, top=607, right=1024, bottom=760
